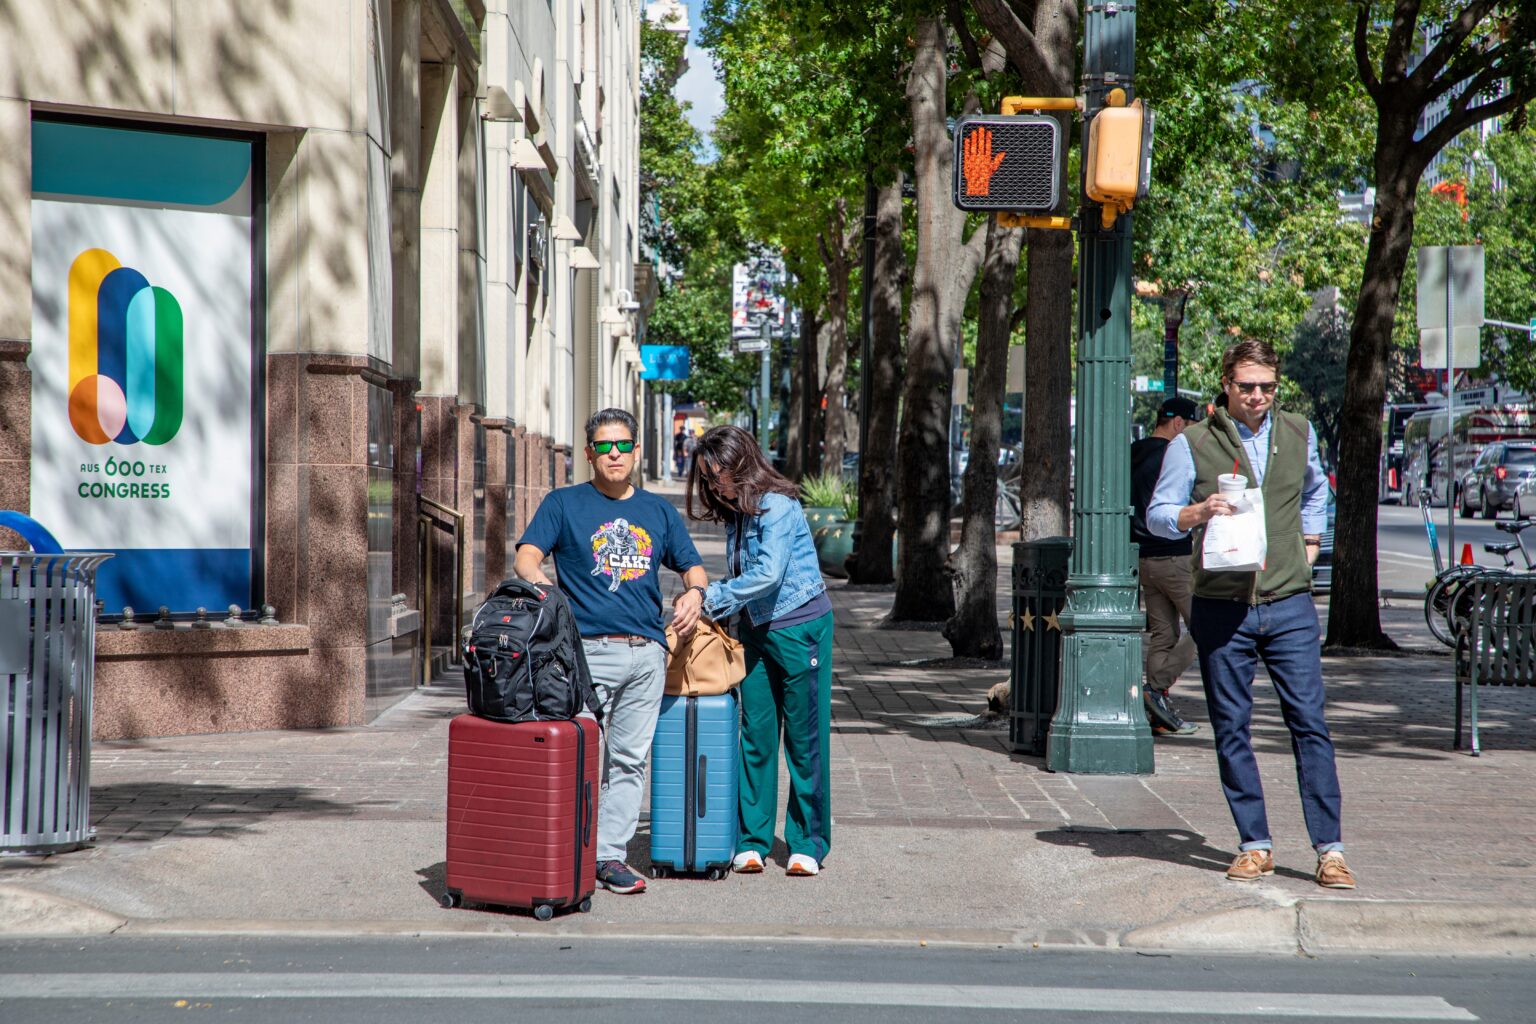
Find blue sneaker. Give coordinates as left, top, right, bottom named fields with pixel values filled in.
left=597, top=860, right=647, bottom=894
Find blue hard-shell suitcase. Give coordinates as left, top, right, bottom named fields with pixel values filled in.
left=649, top=692, right=739, bottom=878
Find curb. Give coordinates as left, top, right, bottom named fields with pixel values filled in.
left=4, top=885, right=1534, bottom=957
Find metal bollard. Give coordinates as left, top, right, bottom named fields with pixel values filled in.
left=1008, top=538, right=1073, bottom=755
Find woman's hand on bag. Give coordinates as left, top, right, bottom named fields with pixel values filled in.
left=671, top=588, right=704, bottom=636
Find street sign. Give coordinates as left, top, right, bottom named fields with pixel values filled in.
left=1131, top=376, right=1164, bottom=393
left=1530, top=315, right=1535, bottom=339
left=734, top=335, right=770, bottom=354
left=951, top=115, right=1064, bottom=213
left=732, top=254, right=785, bottom=339
left=1417, top=245, right=1485, bottom=370
left=639, top=345, right=690, bottom=380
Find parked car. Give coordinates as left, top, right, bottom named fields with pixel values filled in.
left=1512, top=471, right=1536, bottom=521
left=1312, top=485, right=1336, bottom=592
left=1459, top=442, right=1536, bottom=519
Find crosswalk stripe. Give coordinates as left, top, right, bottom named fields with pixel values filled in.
left=0, top=973, right=1475, bottom=1019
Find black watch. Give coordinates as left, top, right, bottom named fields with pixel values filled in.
left=686, top=584, right=707, bottom=600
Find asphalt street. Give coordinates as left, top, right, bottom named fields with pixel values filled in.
left=1372, top=503, right=1530, bottom=592
left=1, top=936, right=1530, bottom=1023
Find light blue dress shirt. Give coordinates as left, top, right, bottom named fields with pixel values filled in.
left=1146, top=414, right=1329, bottom=541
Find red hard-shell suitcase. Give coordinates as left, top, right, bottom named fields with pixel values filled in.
left=443, top=715, right=599, bottom=920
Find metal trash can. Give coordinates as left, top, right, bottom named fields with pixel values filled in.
left=1008, top=537, right=1072, bottom=755
left=1, top=551, right=112, bottom=855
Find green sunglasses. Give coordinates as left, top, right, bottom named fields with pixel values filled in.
left=591, top=439, right=636, bottom=454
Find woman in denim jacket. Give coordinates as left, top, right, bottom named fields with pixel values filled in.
left=688, top=425, right=833, bottom=876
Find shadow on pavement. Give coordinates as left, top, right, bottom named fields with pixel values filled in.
left=82, top=781, right=361, bottom=844
left=1035, top=826, right=1316, bottom=884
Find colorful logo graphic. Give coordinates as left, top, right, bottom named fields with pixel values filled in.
left=590, top=518, right=654, bottom=592
left=68, top=248, right=183, bottom=446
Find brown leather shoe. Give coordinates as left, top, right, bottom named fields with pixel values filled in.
left=1226, top=849, right=1275, bottom=881
left=1315, top=851, right=1357, bottom=889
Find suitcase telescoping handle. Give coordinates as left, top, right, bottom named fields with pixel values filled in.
left=696, top=755, right=707, bottom=817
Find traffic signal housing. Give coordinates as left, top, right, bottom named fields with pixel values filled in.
left=951, top=114, right=1065, bottom=214
left=1085, top=96, right=1153, bottom=227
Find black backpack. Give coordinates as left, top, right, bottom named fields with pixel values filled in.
left=463, top=579, right=603, bottom=723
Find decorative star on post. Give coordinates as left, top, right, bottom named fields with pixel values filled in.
left=1042, top=611, right=1062, bottom=633
left=1020, top=609, right=1035, bottom=631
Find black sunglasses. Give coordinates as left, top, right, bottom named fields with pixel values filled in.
left=1231, top=380, right=1278, bottom=395
left=591, top=439, right=635, bottom=454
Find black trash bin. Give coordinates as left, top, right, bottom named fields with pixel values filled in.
left=1008, top=538, right=1072, bottom=755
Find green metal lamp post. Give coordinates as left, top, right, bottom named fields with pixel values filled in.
left=1047, top=0, right=1154, bottom=775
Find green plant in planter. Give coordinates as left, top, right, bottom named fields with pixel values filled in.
left=842, top=492, right=859, bottom=522
left=799, top=471, right=846, bottom=512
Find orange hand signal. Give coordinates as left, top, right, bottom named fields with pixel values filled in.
left=962, top=127, right=1007, bottom=197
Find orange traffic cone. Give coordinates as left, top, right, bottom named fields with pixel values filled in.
left=1461, top=543, right=1475, bottom=565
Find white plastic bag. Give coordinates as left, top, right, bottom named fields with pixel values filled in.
left=1202, top=488, right=1267, bottom=572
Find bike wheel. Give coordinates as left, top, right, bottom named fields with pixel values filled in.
left=1425, top=567, right=1484, bottom=648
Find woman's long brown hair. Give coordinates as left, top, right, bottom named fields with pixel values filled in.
left=686, top=425, right=800, bottom=522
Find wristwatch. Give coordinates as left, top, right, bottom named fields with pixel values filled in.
left=686, top=584, right=707, bottom=601
left=1303, top=535, right=1321, bottom=544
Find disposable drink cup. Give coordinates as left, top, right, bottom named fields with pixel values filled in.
left=1218, top=473, right=1248, bottom=497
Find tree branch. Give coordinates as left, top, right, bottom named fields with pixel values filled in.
left=1380, top=0, right=1425, bottom=87
left=1354, top=2, right=1382, bottom=99
left=1425, top=41, right=1511, bottom=104
left=970, top=0, right=1047, bottom=85
left=947, top=0, right=984, bottom=72
left=1409, top=0, right=1499, bottom=91
left=1416, top=85, right=1526, bottom=159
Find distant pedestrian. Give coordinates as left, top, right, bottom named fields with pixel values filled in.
left=1131, top=396, right=1201, bottom=736
left=1147, top=339, right=1355, bottom=890
left=516, top=408, right=708, bottom=896
left=687, top=425, right=833, bottom=878
left=673, top=427, right=688, bottom=476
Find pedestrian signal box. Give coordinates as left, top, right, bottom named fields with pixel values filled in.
left=952, top=115, right=1064, bottom=213
left=1085, top=98, right=1152, bottom=220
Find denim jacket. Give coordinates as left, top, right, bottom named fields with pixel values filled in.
left=703, top=492, right=825, bottom=628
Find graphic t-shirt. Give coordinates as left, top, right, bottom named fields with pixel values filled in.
left=517, top=483, right=703, bottom=645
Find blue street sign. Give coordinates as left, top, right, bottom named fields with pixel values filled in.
left=640, top=345, right=690, bottom=380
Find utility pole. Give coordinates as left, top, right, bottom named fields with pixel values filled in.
left=758, top=319, right=772, bottom=452
left=1049, top=1, right=1154, bottom=775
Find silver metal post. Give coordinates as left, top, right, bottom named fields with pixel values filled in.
left=759, top=320, right=772, bottom=452
left=1447, top=255, right=1456, bottom=566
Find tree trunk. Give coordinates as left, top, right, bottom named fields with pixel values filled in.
left=849, top=174, right=906, bottom=584
left=1326, top=128, right=1424, bottom=650
left=821, top=200, right=853, bottom=473
left=947, top=217, right=1023, bottom=658
left=785, top=323, right=807, bottom=481
left=798, top=307, right=823, bottom=478
left=1019, top=228, right=1075, bottom=539
left=892, top=16, right=987, bottom=623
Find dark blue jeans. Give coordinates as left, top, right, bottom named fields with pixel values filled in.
left=1189, top=592, right=1343, bottom=853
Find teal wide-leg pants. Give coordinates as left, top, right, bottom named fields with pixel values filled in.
left=735, top=611, right=834, bottom=863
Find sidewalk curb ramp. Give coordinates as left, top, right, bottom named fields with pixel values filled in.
left=4, top=885, right=1534, bottom=956
left=0, top=884, right=126, bottom=936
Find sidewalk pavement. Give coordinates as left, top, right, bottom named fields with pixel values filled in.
left=3, top=488, right=1535, bottom=956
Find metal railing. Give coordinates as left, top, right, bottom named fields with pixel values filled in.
left=417, top=496, right=466, bottom=685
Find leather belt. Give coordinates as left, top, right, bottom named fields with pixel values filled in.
left=590, top=633, right=652, bottom=646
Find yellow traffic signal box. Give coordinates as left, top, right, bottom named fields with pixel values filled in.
left=1085, top=97, right=1151, bottom=222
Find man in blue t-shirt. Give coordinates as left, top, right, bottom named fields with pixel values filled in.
left=515, top=408, right=706, bottom=895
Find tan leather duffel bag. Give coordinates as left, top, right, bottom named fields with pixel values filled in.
left=663, top=618, right=746, bottom=696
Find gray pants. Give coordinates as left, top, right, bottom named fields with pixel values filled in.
left=1140, top=555, right=1196, bottom=691
left=582, top=637, right=668, bottom=863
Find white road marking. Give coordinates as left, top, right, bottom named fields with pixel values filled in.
left=0, top=973, right=1477, bottom=1019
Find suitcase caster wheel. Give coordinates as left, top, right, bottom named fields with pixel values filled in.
left=533, top=904, right=555, bottom=922
left=578, top=898, right=593, bottom=913
left=648, top=866, right=665, bottom=879
left=440, top=891, right=462, bottom=909
left=706, top=868, right=726, bottom=881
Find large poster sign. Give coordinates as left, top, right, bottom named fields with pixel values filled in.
left=30, top=119, right=257, bottom=614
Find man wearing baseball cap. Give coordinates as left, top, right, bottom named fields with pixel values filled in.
left=1131, top=396, right=1202, bottom=735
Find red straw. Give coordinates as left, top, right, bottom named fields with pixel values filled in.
left=1233, top=457, right=1241, bottom=476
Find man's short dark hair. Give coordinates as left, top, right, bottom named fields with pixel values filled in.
left=585, top=408, right=639, bottom=446
left=1221, top=339, right=1280, bottom=380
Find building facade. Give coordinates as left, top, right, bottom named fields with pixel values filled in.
left=0, top=0, right=648, bottom=738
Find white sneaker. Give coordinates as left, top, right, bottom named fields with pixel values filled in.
left=786, top=853, right=820, bottom=876
left=731, top=850, right=764, bottom=874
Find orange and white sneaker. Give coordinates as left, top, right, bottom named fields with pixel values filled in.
left=730, top=850, right=764, bottom=874
left=786, top=854, right=820, bottom=876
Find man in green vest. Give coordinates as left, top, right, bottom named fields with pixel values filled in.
left=1146, top=339, right=1355, bottom=890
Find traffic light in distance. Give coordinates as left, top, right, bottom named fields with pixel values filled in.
left=1085, top=98, right=1152, bottom=225
left=952, top=115, right=1064, bottom=213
